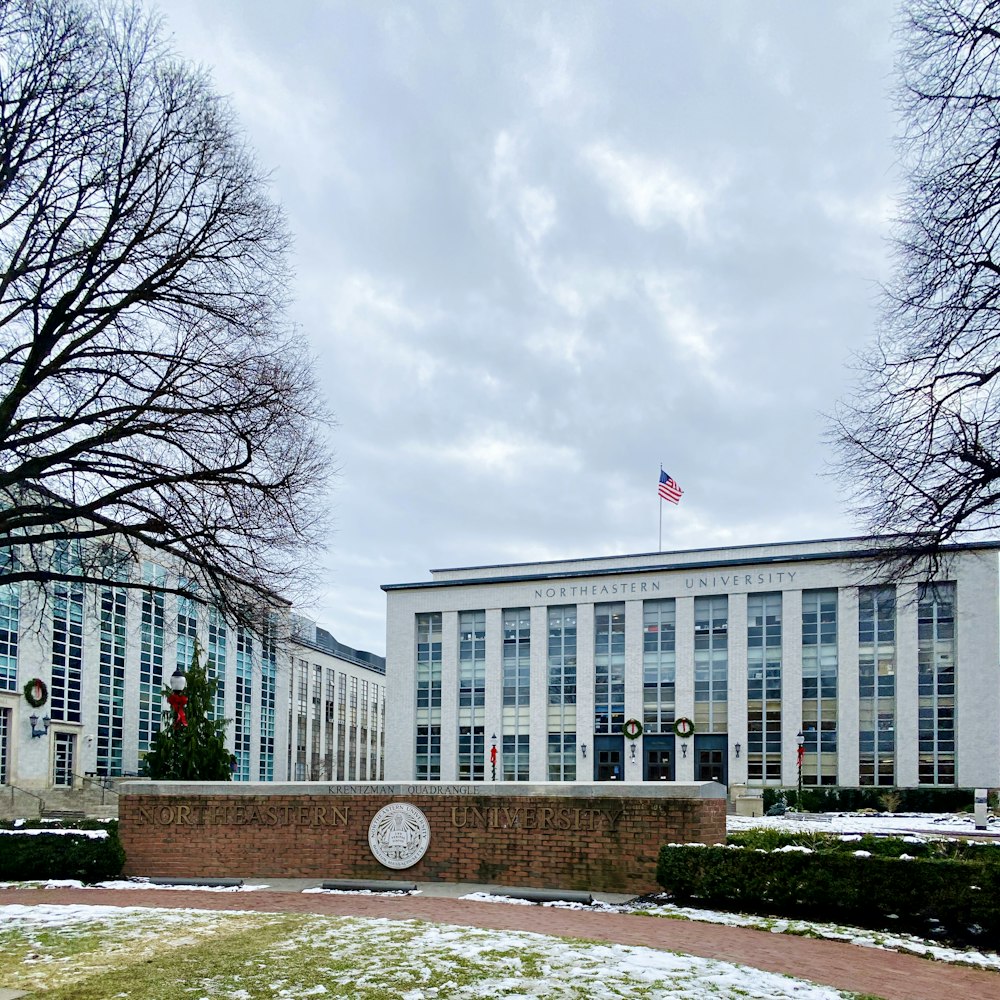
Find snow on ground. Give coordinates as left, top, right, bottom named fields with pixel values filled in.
left=727, top=810, right=999, bottom=839
left=0, top=902, right=884, bottom=999
left=0, top=827, right=108, bottom=838
left=2, top=810, right=998, bottom=979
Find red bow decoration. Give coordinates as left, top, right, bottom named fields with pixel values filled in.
left=797, top=744, right=805, bottom=765
left=167, top=691, right=188, bottom=728
left=490, top=745, right=497, bottom=765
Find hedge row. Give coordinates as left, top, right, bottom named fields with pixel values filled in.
left=0, top=827, right=125, bottom=883
left=727, top=829, right=1000, bottom=863
left=657, top=844, right=1000, bottom=944
left=761, top=785, right=980, bottom=813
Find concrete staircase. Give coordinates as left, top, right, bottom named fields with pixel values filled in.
left=1, top=777, right=120, bottom=822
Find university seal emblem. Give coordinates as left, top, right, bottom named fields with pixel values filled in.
left=368, top=802, right=431, bottom=870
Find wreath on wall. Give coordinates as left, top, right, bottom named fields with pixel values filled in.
left=622, top=718, right=643, bottom=740
left=673, top=716, right=695, bottom=738
left=23, top=677, right=48, bottom=708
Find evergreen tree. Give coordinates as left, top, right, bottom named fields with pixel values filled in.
left=144, top=642, right=233, bottom=780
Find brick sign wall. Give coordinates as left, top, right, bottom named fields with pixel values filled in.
left=119, top=783, right=726, bottom=894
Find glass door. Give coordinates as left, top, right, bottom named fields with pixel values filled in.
left=0, top=708, right=9, bottom=785
left=646, top=748, right=672, bottom=780
left=697, top=748, right=724, bottom=782
left=54, top=732, right=75, bottom=786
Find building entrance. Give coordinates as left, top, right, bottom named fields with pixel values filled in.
left=594, top=736, right=624, bottom=780
left=54, top=732, right=75, bottom=787
left=642, top=735, right=675, bottom=780
left=693, top=734, right=727, bottom=784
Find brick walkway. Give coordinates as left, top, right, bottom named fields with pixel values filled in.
left=1, top=886, right=998, bottom=1000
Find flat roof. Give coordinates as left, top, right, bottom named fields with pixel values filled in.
left=381, top=535, right=1000, bottom=592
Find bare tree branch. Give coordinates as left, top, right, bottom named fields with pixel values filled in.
left=833, top=0, right=1000, bottom=578
left=0, top=0, right=333, bottom=626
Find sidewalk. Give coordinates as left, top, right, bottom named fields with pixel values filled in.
left=1, top=881, right=997, bottom=1000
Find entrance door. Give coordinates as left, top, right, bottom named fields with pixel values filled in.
left=0, top=708, right=8, bottom=785
left=597, top=748, right=622, bottom=781
left=643, top=734, right=675, bottom=780
left=697, top=748, right=723, bottom=781
left=594, top=735, right=624, bottom=781
left=54, top=732, right=75, bottom=787
left=693, top=734, right=727, bottom=784
left=646, top=749, right=671, bottom=780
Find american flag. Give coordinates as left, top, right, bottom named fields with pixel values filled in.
left=658, top=469, right=683, bottom=504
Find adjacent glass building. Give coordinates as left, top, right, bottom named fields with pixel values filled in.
left=383, top=538, right=1000, bottom=791
left=0, top=563, right=294, bottom=794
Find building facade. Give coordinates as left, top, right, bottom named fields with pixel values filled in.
left=0, top=557, right=292, bottom=793
left=383, top=538, right=1000, bottom=791
left=287, top=619, right=386, bottom=782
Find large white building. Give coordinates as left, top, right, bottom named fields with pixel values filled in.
left=288, top=618, right=386, bottom=782
left=0, top=560, right=292, bottom=795
left=383, top=537, right=1000, bottom=792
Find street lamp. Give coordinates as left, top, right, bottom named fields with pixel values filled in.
left=490, top=732, right=497, bottom=781
left=796, top=730, right=805, bottom=810
left=28, top=713, right=50, bottom=738
left=167, top=665, right=188, bottom=730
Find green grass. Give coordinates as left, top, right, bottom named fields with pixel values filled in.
left=0, top=905, right=883, bottom=999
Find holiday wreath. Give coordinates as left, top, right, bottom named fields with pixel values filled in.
left=23, top=677, right=48, bottom=708
left=622, top=718, right=643, bottom=739
left=673, top=716, right=695, bottom=738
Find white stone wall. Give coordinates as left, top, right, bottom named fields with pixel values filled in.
left=384, top=540, right=1000, bottom=790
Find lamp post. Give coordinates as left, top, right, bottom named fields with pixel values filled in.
left=796, top=730, right=805, bottom=810
left=490, top=732, right=497, bottom=781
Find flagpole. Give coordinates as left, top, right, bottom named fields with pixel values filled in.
left=658, top=464, right=663, bottom=552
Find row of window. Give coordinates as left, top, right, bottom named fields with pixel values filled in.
left=290, top=660, right=385, bottom=781
left=413, top=583, right=958, bottom=786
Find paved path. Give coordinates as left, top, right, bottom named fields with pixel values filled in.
left=1, top=884, right=998, bottom=1000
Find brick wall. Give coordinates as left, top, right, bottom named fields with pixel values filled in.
left=120, top=791, right=725, bottom=893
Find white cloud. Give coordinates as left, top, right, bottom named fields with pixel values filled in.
left=642, top=274, right=722, bottom=380
left=415, top=431, right=580, bottom=480
left=584, top=142, right=714, bottom=236
left=524, top=325, right=597, bottom=371
left=322, top=273, right=442, bottom=391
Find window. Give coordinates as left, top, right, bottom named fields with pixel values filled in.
left=415, top=613, right=442, bottom=779
left=858, top=586, right=895, bottom=786
left=503, top=608, right=532, bottom=780
left=0, top=563, right=19, bottom=692
left=50, top=540, right=83, bottom=724
left=747, top=593, right=781, bottom=782
left=918, top=583, right=956, bottom=785
left=259, top=619, right=277, bottom=781
left=694, top=595, right=728, bottom=733
left=594, top=603, right=625, bottom=734
left=502, top=733, right=529, bottom=781
left=458, top=611, right=486, bottom=781
left=233, top=626, right=253, bottom=781
left=642, top=600, right=675, bottom=733
left=547, top=732, right=576, bottom=781
left=801, top=589, right=838, bottom=785
left=138, top=563, right=165, bottom=754
left=546, top=605, right=577, bottom=781
left=207, top=610, right=227, bottom=722
left=97, top=587, right=126, bottom=776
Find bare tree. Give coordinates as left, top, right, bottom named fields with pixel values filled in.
left=0, top=0, right=331, bottom=623
left=834, top=0, right=1000, bottom=574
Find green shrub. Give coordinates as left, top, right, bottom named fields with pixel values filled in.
left=0, top=829, right=125, bottom=883
left=726, top=829, right=1000, bottom=863
left=658, top=843, right=1000, bottom=945
left=760, top=786, right=976, bottom=814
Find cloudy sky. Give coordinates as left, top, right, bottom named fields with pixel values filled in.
left=155, top=1, right=900, bottom=656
